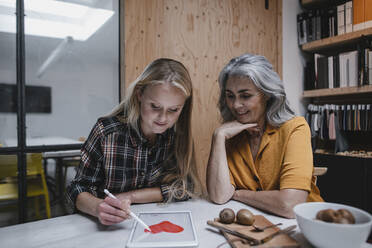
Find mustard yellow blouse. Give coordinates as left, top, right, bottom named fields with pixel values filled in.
left=226, top=116, right=323, bottom=202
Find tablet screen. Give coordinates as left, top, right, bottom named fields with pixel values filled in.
left=126, top=211, right=198, bottom=248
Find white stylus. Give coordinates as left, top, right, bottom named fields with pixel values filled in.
left=103, top=189, right=151, bottom=231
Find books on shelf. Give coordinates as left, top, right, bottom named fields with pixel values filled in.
left=369, top=51, right=372, bottom=82
left=333, top=55, right=340, bottom=88
left=339, top=52, right=347, bottom=87
left=366, top=0, right=372, bottom=28
left=353, top=0, right=365, bottom=31
left=317, top=55, right=329, bottom=89
left=345, top=1, right=353, bottom=33
left=328, top=56, right=334, bottom=88
left=328, top=7, right=338, bottom=38
left=353, top=0, right=372, bottom=31
left=337, top=3, right=346, bottom=35
left=298, top=0, right=372, bottom=46
left=341, top=50, right=358, bottom=87
left=358, top=45, right=371, bottom=85
left=306, top=49, right=372, bottom=90
left=297, top=7, right=338, bottom=45
left=297, top=12, right=307, bottom=45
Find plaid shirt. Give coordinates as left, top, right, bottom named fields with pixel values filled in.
left=66, top=116, right=184, bottom=212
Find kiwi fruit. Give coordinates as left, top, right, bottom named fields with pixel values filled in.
left=236, top=209, right=255, bottom=225
left=316, top=209, right=339, bottom=223
left=316, top=208, right=355, bottom=224
left=334, top=217, right=351, bottom=224
left=219, top=208, right=235, bottom=224
left=337, top=209, right=355, bottom=224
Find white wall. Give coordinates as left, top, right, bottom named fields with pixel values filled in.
left=0, top=59, right=119, bottom=143
left=282, top=0, right=308, bottom=116
left=26, top=59, right=118, bottom=139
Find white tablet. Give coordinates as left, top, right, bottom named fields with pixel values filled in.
left=126, top=211, right=198, bottom=248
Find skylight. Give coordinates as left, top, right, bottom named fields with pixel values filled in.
left=0, top=0, right=114, bottom=41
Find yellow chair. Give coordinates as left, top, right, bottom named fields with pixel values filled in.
left=0, top=153, right=51, bottom=219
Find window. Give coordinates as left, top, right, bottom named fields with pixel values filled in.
left=0, top=0, right=119, bottom=225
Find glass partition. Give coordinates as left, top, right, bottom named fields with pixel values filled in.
left=0, top=0, right=17, bottom=147
left=24, top=0, right=119, bottom=144
left=0, top=0, right=119, bottom=224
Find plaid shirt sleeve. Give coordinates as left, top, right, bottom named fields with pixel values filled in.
left=65, top=120, right=104, bottom=213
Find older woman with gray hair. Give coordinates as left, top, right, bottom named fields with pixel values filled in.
left=207, top=53, right=322, bottom=219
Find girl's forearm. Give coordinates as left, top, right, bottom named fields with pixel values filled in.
left=117, top=187, right=163, bottom=203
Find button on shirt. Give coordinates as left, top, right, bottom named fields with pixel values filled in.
left=66, top=116, right=183, bottom=212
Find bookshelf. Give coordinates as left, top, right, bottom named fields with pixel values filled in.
left=303, top=85, right=372, bottom=97
left=299, top=1, right=372, bottom=214
left=302, top=27, right=372, bottom=52
left=301, top=0, right=345, bottom=9
left=301, top=0, right=320, bottom=5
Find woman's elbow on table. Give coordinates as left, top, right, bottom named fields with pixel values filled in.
left=210, top=196, right=230, bottom=205
left=208, top=187, right=234, bottom=205
left=277, top=189, right=308, bottom=219
left=275, top=201, right=297, bottom=219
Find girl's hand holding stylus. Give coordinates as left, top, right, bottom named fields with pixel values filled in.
left=96, top=195, right=131, bottom=225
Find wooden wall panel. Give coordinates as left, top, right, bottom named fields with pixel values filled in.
left=121, top=0, right=282, bottom=188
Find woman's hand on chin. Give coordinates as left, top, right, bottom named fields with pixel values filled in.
left=214, top=121, right=258, bottom=140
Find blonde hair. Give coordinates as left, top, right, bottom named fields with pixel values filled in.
left=107, top=58, right=201, bottom=201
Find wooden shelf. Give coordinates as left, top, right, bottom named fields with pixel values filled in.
left=301, top=0, right=323, bottom=6
left=301, top=27, right=372, bottom=53
left=300, top=0, right=344, bottom=9
left=303, top=85, right=372, bottom=97
left=314, top=152, right=372, bottom=159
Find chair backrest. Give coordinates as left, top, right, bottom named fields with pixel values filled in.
left=313, top=167, right=328, bottom=177
left=0, top=153, right=43, bottom=179
left=313, top=166, right=328, bottom=185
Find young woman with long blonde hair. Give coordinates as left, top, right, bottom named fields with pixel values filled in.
left=67, top=58, right=201, bottom=225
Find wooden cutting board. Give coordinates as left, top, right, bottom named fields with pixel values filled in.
left=208, top=215, right=299, bottom=248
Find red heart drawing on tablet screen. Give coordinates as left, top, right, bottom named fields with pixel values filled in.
left=144, top=221, right=184, bottom=234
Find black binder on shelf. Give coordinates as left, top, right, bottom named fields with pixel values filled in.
left=357, top=38, right=372, bottom=86
left=304, top=60, right=316, bottom=90
left=315, top=9, right=322, bottom=40
left=327, top=6, right=338, bottom=37
left=297, top=12, right=307, bottom=45
left=317, top=56, right=329, bottom=89
left=333, top=55, right=340, bottom=88
left=307, top=10, right=315, bottom=42
left=320, top=9, right=330, bottom=39
left=363, top=48, right=370, bottom=85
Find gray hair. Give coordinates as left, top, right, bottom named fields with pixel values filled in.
left=218, top=53, right=295, bottom=127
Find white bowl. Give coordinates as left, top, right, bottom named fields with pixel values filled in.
left=293, top=202, right=372, bottom=248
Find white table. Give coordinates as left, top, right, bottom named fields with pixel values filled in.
left=0, top=199, right=371, bottom=248
left=3, top=136, right=83, bottom=147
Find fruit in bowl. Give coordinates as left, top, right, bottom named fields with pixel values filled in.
left=316, top=208, right=355, bottom=224
left=294, top=202, right=372, bottom=248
